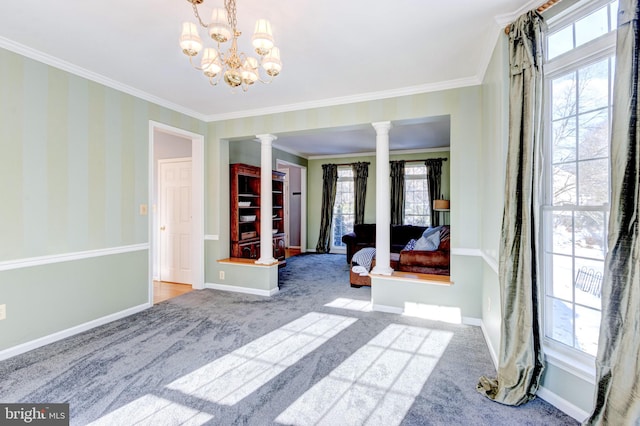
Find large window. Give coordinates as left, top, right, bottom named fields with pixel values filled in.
left=332, top=167, right=354, bottom=248
left=404, top=163, right=431, bottom=226
left=543, top=0, right=617, bottom=358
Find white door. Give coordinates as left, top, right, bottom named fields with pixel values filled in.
left=159, top=159, right=192, bottom=284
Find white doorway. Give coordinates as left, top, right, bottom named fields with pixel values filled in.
left=149, top=121, right=204, bottom=305
left=276, top=161, right=306, bottom=252
left=159, top=158, right=192, bottom=284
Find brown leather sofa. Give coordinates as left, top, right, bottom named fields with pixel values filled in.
left=343, top=224, right=450, bottom=286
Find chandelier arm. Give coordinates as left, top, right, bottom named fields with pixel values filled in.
left=191, top=2, right=209, bottom=28
left=188, top=54, right=205, bottom=71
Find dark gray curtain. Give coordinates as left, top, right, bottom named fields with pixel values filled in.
left=315, top=164, right=338, bottom=253
left=477, top=10, right=545, bottom=406
left=424, top=159, right=444, bottom=226
left=585, top=1, right=640, bottom=423
left=351, top=162, right=369, bottom=225
left=390, top=160, right=405, bottom=225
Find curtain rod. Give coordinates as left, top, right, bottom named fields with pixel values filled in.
left=504, top=0, right=562, bottom=34
left=330, top=158, right=447, bottom=167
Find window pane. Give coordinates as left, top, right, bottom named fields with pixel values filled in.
left=578, top=110, right=609, bottom=160
left=553, top=163, right=576, bottom=205
left=552, top=211, right=573, bottom=255
left=404, top=164, right=430, bottom=226
left=552, top=73, right=577, bottom=120
left=575, top=6, right=609, bottom=46
left=550, top=254, right=574, bottom=301
left=546, top=297, right=574, bottom=346
left=575, top=305, right=601, bottom=356
left=578, top=159, right=608, bottom=205
left=579, top=59, right=609, bottom=112
left=575, top=258, right=604, bottom=309
left=548, top=26, right=574, bottom=59
left=552, top=118, right=576, bottom=163
left=574, top=211, right=606, bottom=260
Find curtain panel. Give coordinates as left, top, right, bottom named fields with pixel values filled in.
left=424, top=159, right=444, bottom=226
left=477, top=10, right=545, bottom=406
left=315, top=164, right=338, bottom=253
left=351, top=162, right=369, bottom=225
left=390, top=160, right=405, bottom=225
left=585, top=0, right=640, bottom=423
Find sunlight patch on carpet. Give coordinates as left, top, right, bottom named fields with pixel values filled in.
left=87, top=394, right=213, bottom=425
left=275, top=324, right=453, bottom=426
left=166, top=312, right=357, bottom=405
left=325, top=297, right=372, bottom=312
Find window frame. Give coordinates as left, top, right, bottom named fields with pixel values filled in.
left=403, top=162, right=431, bottom=227
left=541, top=0, right=617, bottom=380
left=331, top=166, right=355, bottom=250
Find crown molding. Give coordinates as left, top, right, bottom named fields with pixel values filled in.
left=307, top=146, right=450, bottom=161
left=0, top=36, right=208, bottom=122
left=272, top=142, right=308, bottom=159
left=205, top=76, right=482, bottom=122
left=494, top=0, right=540, bottom=27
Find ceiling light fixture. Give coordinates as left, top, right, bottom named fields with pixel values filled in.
left=179, top=0, right=282, bottom=92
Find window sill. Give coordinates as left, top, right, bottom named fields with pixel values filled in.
left=543, top=342, right=596, bottom=384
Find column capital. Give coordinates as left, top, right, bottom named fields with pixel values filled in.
left=256, top=134, right=278, bottom=144
left=371, top=121, right=392, bottom=134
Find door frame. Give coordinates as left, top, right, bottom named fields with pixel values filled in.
left=276, top=160, right=307, bottom=252
left=149, top=121, right=205, bottom=305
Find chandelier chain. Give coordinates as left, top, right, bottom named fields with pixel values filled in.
left=191, top=2, right=208, bottom=28
left=225, top=0, right=238, bottom=31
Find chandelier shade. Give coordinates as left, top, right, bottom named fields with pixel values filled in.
left=179, top=0, right=282, bottom=92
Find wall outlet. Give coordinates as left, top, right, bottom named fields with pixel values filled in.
left=0, top=304, right=6, bottom=321
left=219, top=271, right=225, bottom=280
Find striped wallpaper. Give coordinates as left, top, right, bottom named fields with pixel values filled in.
left=0, top=47, right=207, bottom=262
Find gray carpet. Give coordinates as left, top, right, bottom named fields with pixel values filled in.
left=0, top=253, right=577, bottom=425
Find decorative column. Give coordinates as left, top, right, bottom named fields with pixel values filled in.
left=371, top=121, right=393, bottom=275
left=256, top=134, right=277, bottom=264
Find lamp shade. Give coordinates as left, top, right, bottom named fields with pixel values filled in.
left=252, top=19, right=274, bottom=56
left=241, top=57, right=259, bottom=85
left=261, top=46, right=282, bottom=76
left=209, top=8, right=231, bottom=43
left=201, top=48, right=222, bottom=77
left=179, top=22, right=203, bottom=56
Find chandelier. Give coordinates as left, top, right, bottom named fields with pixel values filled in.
left=179, top=0, right=282, bottom=92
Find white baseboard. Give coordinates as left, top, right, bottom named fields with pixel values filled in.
left=538, top=386, right=590, bottom=422
left=205, top=282, right=279, bottom=297
left=372, top=304, right=404, bottom=314
left=461, top=316, right=482, bottom=326
left=479, top=321, right=499, bottom=369
left=0, top=303, right=151, bottom=362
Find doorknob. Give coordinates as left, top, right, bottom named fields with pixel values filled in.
left=160, top=226, right=166, bottom=231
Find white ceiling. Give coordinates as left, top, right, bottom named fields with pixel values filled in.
left=0, top=0, right=530, bottom=157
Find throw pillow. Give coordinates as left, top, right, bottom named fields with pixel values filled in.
left=421, top=226, right=442, bottom=240
left=404, top=239, right=417, bottom=251
left=414, top=230, right=441, bottom=251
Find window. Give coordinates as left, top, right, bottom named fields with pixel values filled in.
left=332, top=167, right=354, bottom=248
left=542, top=0, right=617, bottom=357
left=404, top=163, right=430, bottom=226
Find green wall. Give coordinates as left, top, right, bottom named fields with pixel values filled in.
left=228, top=139, right=308, bottom=169
left=0, top=47, right=207, bottom=351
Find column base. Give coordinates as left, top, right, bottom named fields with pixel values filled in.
left=371, top=265, right=394, bottom=276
